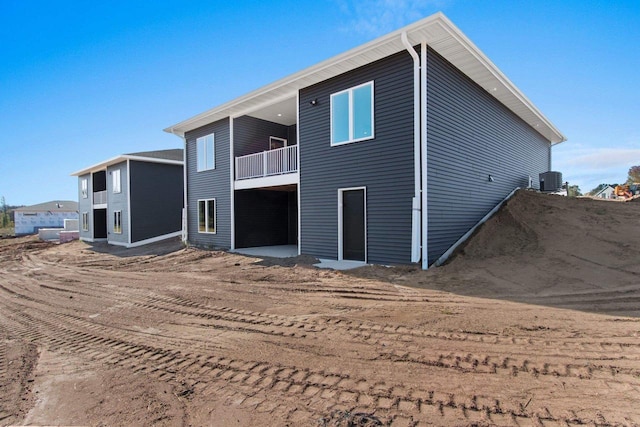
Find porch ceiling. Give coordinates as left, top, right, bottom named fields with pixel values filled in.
left=165, top=12, right=565, bottom=144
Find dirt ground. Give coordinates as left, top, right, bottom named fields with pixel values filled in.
left=1, top=190, right=639, bottom=426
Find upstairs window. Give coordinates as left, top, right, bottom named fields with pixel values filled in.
left=197, top=134, right=215, bottom=171
left=331, top=81, right=374, bottom=145
left=112, top=169, right=121, bottom=193
left=81, top=179, right=88, bottom=198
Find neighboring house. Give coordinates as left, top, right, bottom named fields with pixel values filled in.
left=164, top=13, right=565, bottom=269
left=14, top=201, right=79, bottom=235
left=593, top=185, right=615, bottom=199
left=71, top=149, right=184, bottom=247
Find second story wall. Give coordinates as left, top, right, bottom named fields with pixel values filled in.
left=78, top=173, right=92, bottom=239
left=185, top=118, right=231, bottom=249
left=234, top=116, right=295, bottom=158
left=299, top=50, right=415, bottom=264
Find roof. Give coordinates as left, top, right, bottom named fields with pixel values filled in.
left=15, top=200, right=79, bottom=213
left=71, top=149, right=183, bottom=176
left=164, top=12, right=565, bottom=144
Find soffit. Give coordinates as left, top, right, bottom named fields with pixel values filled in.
left=165, top=13, right=565, bottom=144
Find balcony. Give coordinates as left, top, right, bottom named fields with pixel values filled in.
left=235, top=145, right=298, bottom=180
left=93, top=190, right=107, bottom=205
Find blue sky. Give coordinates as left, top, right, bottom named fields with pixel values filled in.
left=1, top=0, right=638, bottom=206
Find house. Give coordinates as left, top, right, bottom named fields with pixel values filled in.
left=593, top=185, right=615, bottom=199
left=14, top=200, right=78, bottom=235
left=71, top=149, right=184, bottom=247
left=164, top=12, right=565, bottom=269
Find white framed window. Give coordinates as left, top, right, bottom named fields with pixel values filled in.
left=197, top=133, right=215, bottom=171
left=269, top=136, right=287, bottom=150
left=113, top=211, right=122, bottom=234
left=81, top=179, right=88, bottom=198
left=82, top=212, right=89, bottom=231
left=197, top=199, right=216, bottom=234
left=331, top=81, right=374, bottom=145
left=112, top=169, right=121, bottom=193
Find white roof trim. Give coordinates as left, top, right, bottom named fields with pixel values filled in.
left=164, top=12, right=565, bottom=144
left=70, top=155, right=183, bottom=177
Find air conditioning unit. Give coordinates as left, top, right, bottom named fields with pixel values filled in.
left=539, top=171, right=563, bottom=192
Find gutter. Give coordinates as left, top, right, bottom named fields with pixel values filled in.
left=401, top=32, right=422, bottom=265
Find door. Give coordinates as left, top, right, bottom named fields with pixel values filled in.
left=341, top=188, right=366, bottom=261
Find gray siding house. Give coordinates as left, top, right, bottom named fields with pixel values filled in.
left=165, top=13, right=565, bottom=268
left=71, top=149, right=184, bottom=248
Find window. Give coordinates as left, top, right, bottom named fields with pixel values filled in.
left=112, top=169, right=121, bottom=193
left=331, top=81, right=374, bottom=145
left=81, top=179, right=88, bottom=198
left=113, top=211, right=122, bottom=234
left=82, top=212, right=89, bottom=231
left=197, top=134, right=215, bottom=171
left=269, top=136, right=287, bottom=150
left=198, top=199, right=216, bottom=233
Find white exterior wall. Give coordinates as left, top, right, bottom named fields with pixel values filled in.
left=15, top=211, right=79, bottom=235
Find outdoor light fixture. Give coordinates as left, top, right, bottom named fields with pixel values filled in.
left=488, top=174, right=495, bottom=182
left=309, top=98, right=318, bottom=106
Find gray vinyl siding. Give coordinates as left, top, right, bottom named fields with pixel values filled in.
left=78, top=174, right=92, bottom=240
left=185, top=118, right=231, bottom=248
left=299, top=50, right=415, bottom=264
left=106, top=162, right=129, bottom=245
left=129, top=160, right=183, bottom=243
left=426, top=47, right=551, bottom=264
left=234, top=115, right=295, bottom=158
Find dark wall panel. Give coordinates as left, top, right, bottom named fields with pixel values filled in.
left=426, top=47, right=551, bottom=264
left=129, top=160, right=183, bottom=242
left=299, top=50, right=415, bottom=264
left=234, top=116, right=294, bottom=158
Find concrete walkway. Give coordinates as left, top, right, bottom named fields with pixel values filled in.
left=232, top=245, right=367, bottom=270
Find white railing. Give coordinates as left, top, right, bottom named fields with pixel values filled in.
left=235, top=145, right=298, bottom=180
left=93, top=190, right=107, bottom=205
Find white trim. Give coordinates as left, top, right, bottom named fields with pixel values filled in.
left=234, top=172, right=299, bottom=190
left=108, top=230, right=183, bottom=248
left=420, top=42, right=429, bottom=270
left=126, top=158, right=132, bottom=244
left=269, top=136, right=288, bottom=150
left=71, top=155, right=183, bottom=176
left=230, top=117, right=235, bottom=250
left=164, top=13, right=564, bottom=144
left=181, top=136, right=188, bottom=243
left=337, top=186, right=367, bottom=263
left=296, top=91, right=301, bottom=256
left=330, top=81, right=375, bottom=146
left=431, top=187, right=520, bottom=268
left=197, top=198, right=217, bottom=234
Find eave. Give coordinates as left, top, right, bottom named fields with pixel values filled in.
left=70, top=155, right=184, bottom=177
left=164, top=12, right=565, bottom=145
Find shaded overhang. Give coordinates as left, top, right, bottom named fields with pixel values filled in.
left=164, top=12, right=565, bottom=145
left=70, top=155, right=183, bottom=177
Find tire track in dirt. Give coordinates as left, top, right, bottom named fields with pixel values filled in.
left=0, top=301, right=587, bottom=426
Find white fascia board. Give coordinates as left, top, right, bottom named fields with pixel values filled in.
left=71, top=155, right=183, bottom=176
left=164, top=12, right=565, bottom=144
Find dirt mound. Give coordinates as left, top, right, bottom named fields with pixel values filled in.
left=350, top=190, right=640, bottom=316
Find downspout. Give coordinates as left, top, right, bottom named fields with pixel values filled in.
left=171, top=129, right=188, bottom=244
left=420, top=42, right=428, bottom=270
left=401, top=32, right=421, bottom=264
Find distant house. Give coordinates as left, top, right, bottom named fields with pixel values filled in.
left=165, top=12, right=565, bottom=268
left=14, top=200, right=78, bottom=235
left=594, top=185, right=615, bottom=199
left=71, top=149, right=184, bottom=247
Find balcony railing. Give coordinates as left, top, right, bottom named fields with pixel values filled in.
left=235, top=145, right=298, bottom=180
left=93, top=190, right=107, bottom=205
